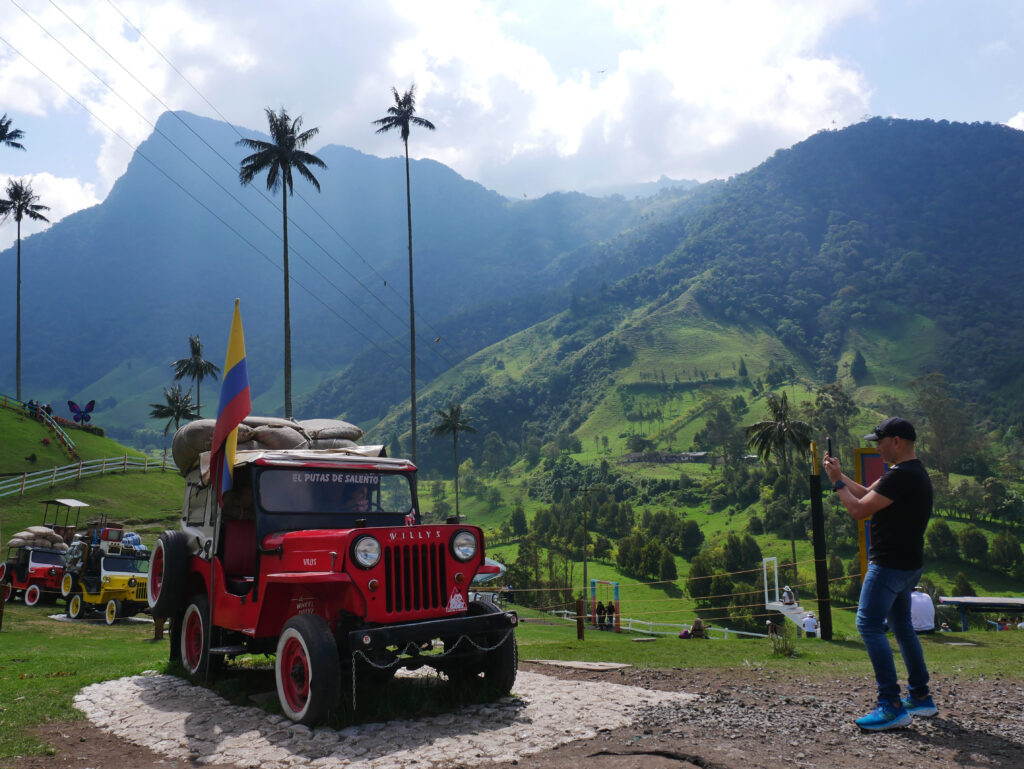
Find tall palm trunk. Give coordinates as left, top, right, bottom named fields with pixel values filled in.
left=282, top=190, right=292, bottom=418
left=15, top=220, right=22, bottom=401
left=452, top=433, right=460, bottom=517
left=404, top=138, right=417, bottom=462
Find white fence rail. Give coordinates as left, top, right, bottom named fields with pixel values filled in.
left=0, top=455, right=171, bottom=498
left=546, top=609, right=768, bottom=640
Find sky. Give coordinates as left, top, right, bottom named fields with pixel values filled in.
left=2, top=0, right=1024, bottom=251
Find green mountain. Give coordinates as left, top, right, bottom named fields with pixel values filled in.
left=0, top=111, right=668, bottom=446
left=363, top=118, right=1024, bottom=470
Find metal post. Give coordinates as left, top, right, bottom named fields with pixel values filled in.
left=808, top=442, right=832, bottom=641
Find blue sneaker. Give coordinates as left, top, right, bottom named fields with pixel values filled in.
left=901, top=694, right=937, bottom=717
left=855, top=703, right=912, bottom=731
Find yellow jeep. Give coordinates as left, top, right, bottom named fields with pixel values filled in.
left=61, top=524, right=150, bottom=624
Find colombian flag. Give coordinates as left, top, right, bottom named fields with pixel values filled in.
left=210, top=299, right=252, bottom=505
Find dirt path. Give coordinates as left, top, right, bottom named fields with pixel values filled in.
left=11, top=663, right=1024, bottom=769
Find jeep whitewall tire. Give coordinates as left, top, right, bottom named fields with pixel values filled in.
left=24, top=584, right=42, bottom=607
left=105, top=598, right=122, bottom=625
left=68, top=592, right=86, bottom=620
left=275, top=614, right=341, bottom=725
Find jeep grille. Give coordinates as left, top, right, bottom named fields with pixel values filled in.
left=133, top=584, right=147, bottom=601
left=383, top=543, right=448, bottom=613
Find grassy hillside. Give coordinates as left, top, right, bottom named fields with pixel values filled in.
left=0, top=406, right=146, bottom=475
left=0, top=463, right=183, bottom=545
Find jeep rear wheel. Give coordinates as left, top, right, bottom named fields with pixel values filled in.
left=105, top=598, right=122, bottom=625
left=24, top=584, right=42, bottom=607
left=180, top=596, right=214, bottom=676
left=67, top=592, right=86, bottom=619
left=0, top=561, right=9, bottom=583
left=275, top=614, right=341, bottom=725
left=149, top=531, right=189, bottom=616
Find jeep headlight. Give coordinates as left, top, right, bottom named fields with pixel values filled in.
left=352, top=536, right=382, bottom=569
left=451, top=530, right=478, bottom=562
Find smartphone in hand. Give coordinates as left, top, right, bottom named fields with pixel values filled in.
left=827, top=437, right=832, bottom=457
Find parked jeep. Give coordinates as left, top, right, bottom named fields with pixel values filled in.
left=61, top=518, right=151, bottom=624
left=0, top=498, right=82, bottom=606
left=150, top=422, right=518, bottom=725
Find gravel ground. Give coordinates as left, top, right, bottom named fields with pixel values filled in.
left=9, top=663, right=1024, bottom=769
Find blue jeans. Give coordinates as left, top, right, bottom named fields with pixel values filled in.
left=857, top=563, right=930, bottom=704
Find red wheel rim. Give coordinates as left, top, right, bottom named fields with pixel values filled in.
left=25, top=584, right=41, bottom=606
left=0, top=563, right=6, bottom=581
left=280, top=636, right=311, bottom=713
left=151, top=543, right=165, bottom=601
left=184, top=608, right=204, bottom=671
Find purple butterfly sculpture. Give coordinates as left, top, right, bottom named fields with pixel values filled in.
left=68, top=400, right=96, bottom=424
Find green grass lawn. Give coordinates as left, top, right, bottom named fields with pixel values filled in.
left=2, top=599, right=1021, bottom=762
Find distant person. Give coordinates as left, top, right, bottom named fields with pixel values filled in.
left=802, top=612, right=819, bottom=638
left=825, top=417, right=936, bottom=731
left=595, top=600, right=606, bottom=629
left=689, top=617, right=707, bottom=639
left=604, top=603, right=615, bottom=630
left=766, top=619, right=780, bottom=639
left=910, top=586, right=935, bottom=633
left=939, top=622, right=952, bottom=632
left=1016, top=617, right=1024, bottom=630
left=781, top=585, right=795, bottom=605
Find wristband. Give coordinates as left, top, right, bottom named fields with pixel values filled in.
left=834, top=480, right=846, bottom=491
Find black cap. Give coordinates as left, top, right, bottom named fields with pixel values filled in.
left=864, top=417, right=916, bottom=441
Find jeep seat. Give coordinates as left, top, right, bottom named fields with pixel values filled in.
left=222, top=518, right=256, bottom=595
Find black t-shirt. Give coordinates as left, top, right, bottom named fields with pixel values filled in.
left=869, top=458, right=933, bottom=570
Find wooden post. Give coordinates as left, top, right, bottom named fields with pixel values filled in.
left=576, top=598, right=585, bottom=640
left=0, top=583, right=7, bottom=631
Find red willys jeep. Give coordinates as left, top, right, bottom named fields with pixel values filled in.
left=148, top=438, right=518, bottom=725
left=0, top=499, right=82, bottom=606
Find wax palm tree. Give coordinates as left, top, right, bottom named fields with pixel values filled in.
left=745, top=391, right=811, bottom=574
left=374, top=85, right=435, bottom=462
left=429, top=403, right=477, bottom=519
left=149, top=383, right=199, bottom=436
left=237, top=107, right=326, bottom=418
left=172, top=334, right=221, bottom=418
left=1, top=178, right=50, bottom=401
left=0, top=114, right=25, bottom=151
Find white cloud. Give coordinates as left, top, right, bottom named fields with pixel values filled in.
left=1007, top=111, right=1024, bottom=130
left=0, top=0, right=875, bottom=207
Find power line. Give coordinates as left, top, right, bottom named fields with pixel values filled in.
left=17, top=0, right=419, bottom=370
left=102, top=0, right=466, bottom=370
left=0, top=31, right=407, bottom=371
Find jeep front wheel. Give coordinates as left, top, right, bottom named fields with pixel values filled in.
left=24, top=584, right=42, bottom=607
left=444, top=600, right=518, bottom=696
left=60, top=573, right=75, bottom=598
left=180, top=596, right=214, bottom=676
left=67, top=592, right=86, bottom=620
left=105, top=598, right=122, bottom=625
left=0, top=561, right=9, bottom=583
left=149, top=531, right=189, bottom=616
left=275, top=614, right=341, bottom=725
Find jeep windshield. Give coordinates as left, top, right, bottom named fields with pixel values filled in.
left=254, top=467, right=414, bottom=532
left=101, top=554, right=150, bottom=576
left=29, top=550, right=64, bottom=566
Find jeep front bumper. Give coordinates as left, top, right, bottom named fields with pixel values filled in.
left=347, top=610, right=518, bottom=652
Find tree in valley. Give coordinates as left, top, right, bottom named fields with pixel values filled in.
left=951, top=572, right=976, bottom=597
left=989, top=531, right=1022, bottom=573
left=812, top=382, right=860, bottom=465
left=908, top=372, right=980, bottom=480
left=148, top=383, right=199, bottom=437
left=745, top=391, right=811, bottom=573
left=373, top=85, right=436, bottom=463
left=172, top=335, right=221, bottom=418
left=0, top=114, right=26, bottom=150
left=957, top=525, right=988, bottom=563
left=429, top=403, right=477, bottom=518
left=925, top=519, right=959, bottom=561
left=237, top=108, right=326, bottom=418
left=0, top=179, right=49, bottom=400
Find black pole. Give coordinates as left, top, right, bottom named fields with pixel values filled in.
left=809, top=447, right=833, bottom=640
